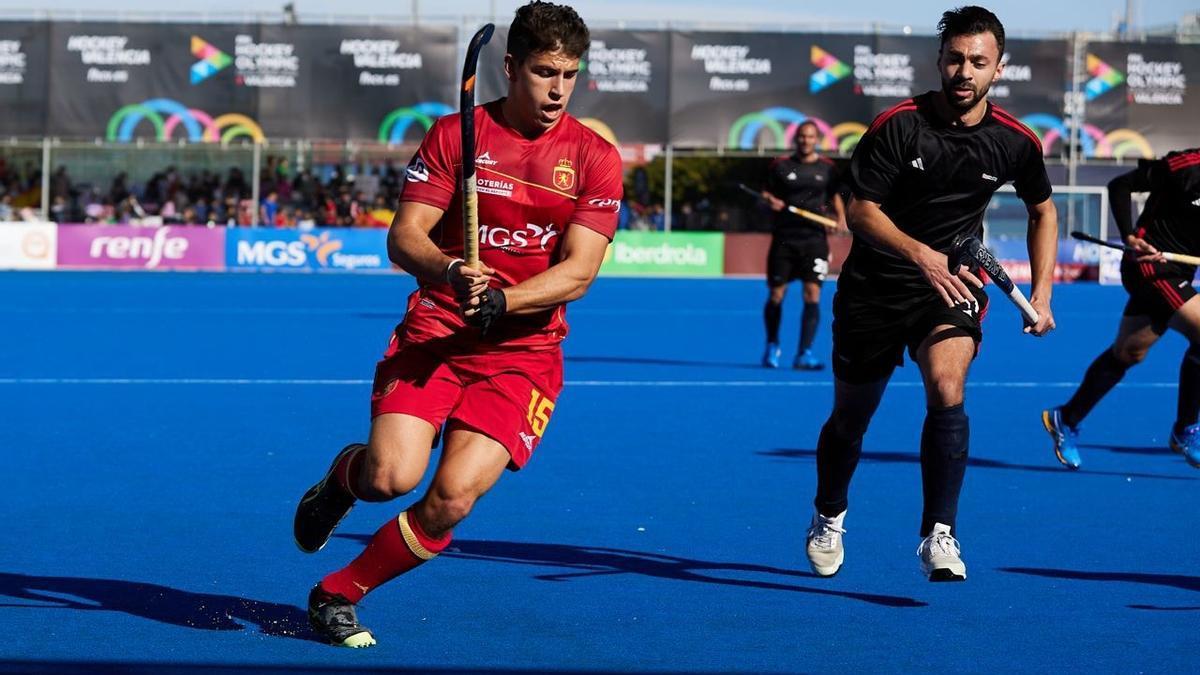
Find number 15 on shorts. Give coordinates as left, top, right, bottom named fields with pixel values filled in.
left=526, top=388, right=556, bottom=437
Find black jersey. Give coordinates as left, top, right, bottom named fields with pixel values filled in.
left=765, top=154, right=840, bottom=241
left=1115, top=148, right=1200, bottom=256
left=843, top=91, right=1052, bottom=298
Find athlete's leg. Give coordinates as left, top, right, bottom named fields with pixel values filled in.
left=815, top=375, right=890, bottom=516
left=913, top=325, right=974, bottom=582
left=914, top=325, right=974, bottom=536
left=1060, top=315, right=1160, bottom=428
left=795, top=280, right=824, bottom=370
left=1166, top=296, right=1200, bottom=466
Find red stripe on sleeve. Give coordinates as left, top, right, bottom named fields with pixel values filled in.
left=865, top=99, right=916, bottom=136
left=991, top=106, right=1043, bottom=154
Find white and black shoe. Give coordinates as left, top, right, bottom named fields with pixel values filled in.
left=805, top=510, right=846, bottom=577
left=294, top=443, right=362, bottom=554
left=917, top=523, right=966, bottom=582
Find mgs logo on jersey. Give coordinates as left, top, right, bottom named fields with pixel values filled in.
left=478, top=222, right=559, bottom=254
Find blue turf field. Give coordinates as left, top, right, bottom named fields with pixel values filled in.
left=1, top=271, right=1196, bottom=673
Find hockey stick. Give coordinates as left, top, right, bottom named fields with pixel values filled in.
left=948, top=235, right=1040, bottom=326
left=461, top=23, right=495, bottom=267
left=1070, top=231, right=1200, bottom=266
left=737, top=183, right=839, bottom=230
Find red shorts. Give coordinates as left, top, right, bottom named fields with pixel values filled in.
left=370, top=333, right=563, bottom=469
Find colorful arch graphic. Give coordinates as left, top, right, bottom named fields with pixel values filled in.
left=578, top=117, right=618, bottom=146
left=106, top=98, right=265, bottom=143
left=1017, top=113, right=1154, bottom=159
left=727, top=107, right=861, bottom=153
left=377, top=102, right=455, bottom=144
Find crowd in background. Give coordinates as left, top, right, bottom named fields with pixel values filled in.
left=0, top=153, right=775, bottom=232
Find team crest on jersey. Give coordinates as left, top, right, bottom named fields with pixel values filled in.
left=552, top=159, right=575, bottom=191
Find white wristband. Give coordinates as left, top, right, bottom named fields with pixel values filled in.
left=444, top=258, right=465, bottom=284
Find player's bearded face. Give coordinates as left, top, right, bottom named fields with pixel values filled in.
left=505, top=48, right=581, bottom=132
left=938, top=32, right=1003, bottom=111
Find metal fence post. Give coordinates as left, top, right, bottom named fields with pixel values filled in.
left=40, top=137, right=51, bottom=222
left=663, top=144, right=673, bottom=232
left=251, top=141, right=262, bottom=226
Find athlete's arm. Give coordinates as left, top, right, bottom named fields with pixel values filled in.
left=1024, top=196, right=1057, bottom=336
left=846, top=196, right=982, bottom=307
left=464, top=223, right=609, bottom=317
left=832, top=193, right=847, bottom=230
left=1107, top=162, right=1162, bottom=259
left=387, top=201, right=491, bottom=298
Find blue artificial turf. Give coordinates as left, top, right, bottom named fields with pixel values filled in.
left=0, top=271, right=1195, bottom=672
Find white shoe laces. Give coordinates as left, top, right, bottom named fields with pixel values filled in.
left=919, top=531, right=961, bottom=559
left=808, top=517, right=846, bottom=550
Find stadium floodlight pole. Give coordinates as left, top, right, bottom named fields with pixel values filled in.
left=1070, top=231, right=1200, bottom=266
left=736, top=182, right=839, bottom=230
left=948, top=235, right=1040, bottom=327
left=460, top=23, right=495, bottom=268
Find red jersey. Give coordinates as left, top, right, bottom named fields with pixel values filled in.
left=398, top=100, right=623, bottom=352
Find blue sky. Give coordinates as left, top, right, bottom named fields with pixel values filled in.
left=1, top=0, right=1195, bottom=34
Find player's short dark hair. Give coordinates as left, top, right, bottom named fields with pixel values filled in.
left=507, top=1, right=590, bottom=64
left=937, top=6, right=1005, bottom=57
left=797, top=120, right=820, bottom=136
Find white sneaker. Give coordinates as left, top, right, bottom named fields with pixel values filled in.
left=917, top=523, right=966, bottom=582
left=806, top=510, right=846, bottom=577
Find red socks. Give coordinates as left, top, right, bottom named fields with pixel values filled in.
left=320, top=510, right=451, bottom=603
left=332, top=445, right=366, bottom=499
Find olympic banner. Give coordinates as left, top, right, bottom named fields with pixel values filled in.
left=0, top=222, right=56, bottom=269
left=1083, top=41, right=1200, bottom=160
left=46, top=22, right=262, bottom=142
left=670, top=32, right=1070, bottom=156
left=57, top=225, right=226, bottom=270
left=600, top=230, right=724, bottom=276
left=226, top=227, right=390, bottom=272
left=0, top=22, right=49, bottom=136
left=255, top=24, right=456, bottom=141
left=474, top=27, right=666, bottom=146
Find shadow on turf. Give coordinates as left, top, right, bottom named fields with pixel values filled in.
left=0, top=572, right=320, bottom=642
left=759, top=448, right=1196, bottom=481
left=336, top=536, right=926, bottom=608
left=1000, top=567, right=1200, bottom=611
left=1078, top=443, right=1171, bottom=456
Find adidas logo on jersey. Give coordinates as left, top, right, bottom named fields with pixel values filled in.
left=519, top=432, right=536, bottom=451
left=910, top=157, right=925, bottom=171
left=982, top=173, right=998, bottom=182
left=1192, top=197, right=1200, bottom=206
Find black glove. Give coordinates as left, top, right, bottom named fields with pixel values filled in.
left=466, top=287, right=507, bottom=334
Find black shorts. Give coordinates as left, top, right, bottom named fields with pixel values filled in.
left=1120, top=257, right=1197, bottom=333
left=831, top=284, right=989, bottom=384
left=766, top=237, right=830, bottom=286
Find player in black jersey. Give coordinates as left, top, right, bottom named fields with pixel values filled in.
left=1043, top=148, right=1200, bottom=470
left=804, top=6, right=1058, bottom=582
left=760, top=120, right=846, bottom=370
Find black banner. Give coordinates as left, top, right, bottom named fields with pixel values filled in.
left=0, top=22, right=49, bottom=136
left=474, top=26, right=666, bottom=145
left=1084, top=41, right=1199, bottom=160
left=670, top=32, right=1070, bottom=156
left=46, top=22, right=260, bottom=141
left=256, top=24, right=456, bottom=141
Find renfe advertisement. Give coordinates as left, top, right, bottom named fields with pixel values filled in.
left=57, top=225, right=225, bottom=270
